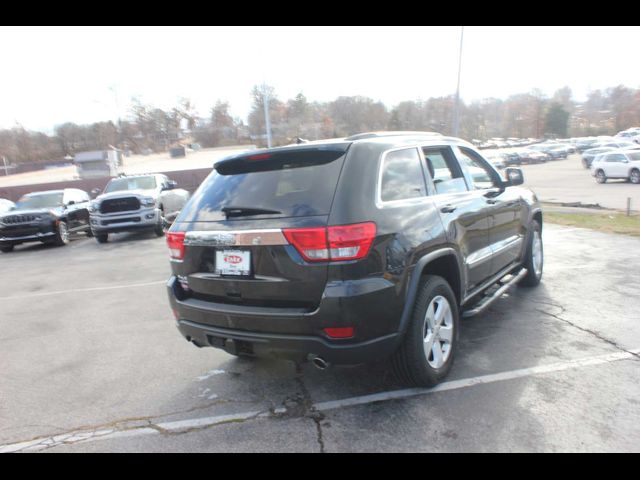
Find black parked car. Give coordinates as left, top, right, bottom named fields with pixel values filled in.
left=0, top=189, right=92, bottom=252
left=166, top=132, right=543, bottom=387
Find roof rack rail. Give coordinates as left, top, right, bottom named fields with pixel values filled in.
left=345, top=131, right=442, bottom=141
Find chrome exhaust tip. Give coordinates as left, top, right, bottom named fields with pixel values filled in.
left=311, top=356, right=330, bottom=370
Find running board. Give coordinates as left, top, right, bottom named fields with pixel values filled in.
left=462, top=268, right=528, bottom=318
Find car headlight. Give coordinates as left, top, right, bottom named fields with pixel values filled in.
left=140, top=197, right=156, bottom=207
left=89, top=202, right=99, bottom=213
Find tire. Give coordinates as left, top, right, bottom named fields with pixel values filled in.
left=154, top=208, right=165, bottom=237
left=85, top=228, right=94, bottom=238
left=1, top=245, right=14, bottom=253
left=630, top=169, right=640, bottom=185
left=520, top=220, right=543, bottom=287
left=53, top=221, right=69, bottom=246
left=595, top=170, right=607, bottom=184
left=392, top=275, right=459, bottom=387
left=96, top=233, right=109, bottom=244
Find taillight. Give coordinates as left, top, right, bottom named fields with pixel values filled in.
left=328, top=222, right=376, bottom=261
left=166, top=231, right=186, bottom=260
left=282, top=227, right=329, bottom=262
left=283, top=222, right=376, bottom=263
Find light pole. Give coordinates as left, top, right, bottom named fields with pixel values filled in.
left=262, top=83, right=273, bottom=148
left=452, top=26, right=464, bottom=136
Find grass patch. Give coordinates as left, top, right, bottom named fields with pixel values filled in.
left=545, top=211, right=640, bottom=237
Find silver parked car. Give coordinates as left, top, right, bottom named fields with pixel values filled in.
left=89, top=174, right=190, bottom=243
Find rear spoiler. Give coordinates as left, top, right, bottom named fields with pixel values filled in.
left=214, top=143, right=351, bottom=175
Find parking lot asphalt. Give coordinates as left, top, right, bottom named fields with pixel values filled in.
left=1, top=223, right=639, bottom=452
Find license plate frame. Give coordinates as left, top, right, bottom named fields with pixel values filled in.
left=215, top=249, right=251, bottom=276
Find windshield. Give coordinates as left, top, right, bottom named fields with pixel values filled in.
left=15, top=192, right=63, bottom=209
left=104, top=176, right=157, bottom=193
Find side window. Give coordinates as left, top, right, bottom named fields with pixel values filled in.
left=380, top=148, right=427, bottom=202
left=456, top=148, right=498, bottom=190
left=606, top=154, right=626, bottom=163
left=422, top=147, right=468, bottom=194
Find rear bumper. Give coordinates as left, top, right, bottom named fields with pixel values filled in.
left=176, top=319, right=399, bottom=365
left=167, top=275, right=402, bottom=365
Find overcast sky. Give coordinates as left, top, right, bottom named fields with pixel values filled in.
left=1, top=26, right=638, bottom=133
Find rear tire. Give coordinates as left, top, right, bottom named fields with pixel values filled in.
left=1, top=245, right=14, bottom=253
left=96, top=233, right=108, bottom=244
left=630, top=169, right=640, bottom=184
left=520, top=220, right=543, bottom=287
left=392, top=275, right=459, bottom=387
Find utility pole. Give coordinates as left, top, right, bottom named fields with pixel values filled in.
left=262, top=83, right=273, bottom=148
left=453, top=26, right=464, bottom=136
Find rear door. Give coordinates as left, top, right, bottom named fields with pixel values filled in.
left=604, top=153, right=629, bottom=178
left=171, top=145, right=350, bottom=313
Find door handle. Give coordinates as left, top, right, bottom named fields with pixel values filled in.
left=486, top=199, right=499, bottom=205
left=440, top=205, right=457, bottom=213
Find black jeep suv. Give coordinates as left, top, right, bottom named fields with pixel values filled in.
left=0, top=188, right=92, bottom=253
left=166, top=132, right=543, bottom=387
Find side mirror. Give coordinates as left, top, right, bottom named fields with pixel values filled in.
left=90, top=188, right=101, bottom=199
left=163, top=180, right=177, bottom=191
left=504, top=167, right=524, bottom=186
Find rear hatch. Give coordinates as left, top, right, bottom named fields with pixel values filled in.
left=170, top=143, right=351, bottom=312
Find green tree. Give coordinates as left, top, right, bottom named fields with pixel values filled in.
left=544, top=102, right=570, bottom=138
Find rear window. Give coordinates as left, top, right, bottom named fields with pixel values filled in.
left=180, top=148, right=347, bottom=221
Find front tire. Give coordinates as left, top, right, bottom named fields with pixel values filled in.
left=392, top=275, right=459, bottom=387
left=595, top=170, right=607, bottom=184
left=520, top=220, right=543, bottom=287
left=53, top=221, right=69, bottom=246
left=96, top=233, right=108, bottom=244
left=1, top=245, right=14, bottom=253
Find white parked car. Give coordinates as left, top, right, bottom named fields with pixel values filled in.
left=591, top=150, right=640, bottom=184
left=0, top=198, right=15, bottom=214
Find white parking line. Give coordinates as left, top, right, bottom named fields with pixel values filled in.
left=1, top=348, right=637, bottom=453
left=0, top=280, right=166, bottom=300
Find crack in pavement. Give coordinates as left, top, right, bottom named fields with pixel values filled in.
left=534, top=300, right=640, bottom=361
left=270, top=364, right=325, bottom=453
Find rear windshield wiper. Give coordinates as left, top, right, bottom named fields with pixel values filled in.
left=221, top=206, right=282, bottom=218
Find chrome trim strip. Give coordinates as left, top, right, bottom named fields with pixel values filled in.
left=184, top=229, right=288, bottom=247
left=466, top=235, right=523, bottom=267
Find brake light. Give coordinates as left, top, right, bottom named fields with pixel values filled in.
left=246, top=153, right=272, bottom=161
left=324, top=327, right=355, bottom=339
left=283, top=222, right=376, bottom=263
left=166, top=231, right=186, bottom=260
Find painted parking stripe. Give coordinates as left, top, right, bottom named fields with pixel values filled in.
left=0, top=280, right=166, bottom=300
left=1, top=348, right=638, bottom=453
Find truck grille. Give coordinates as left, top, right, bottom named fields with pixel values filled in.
left=2, top=214, right=39, bottom=224
left=100, top=197, right=140, bottom=214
